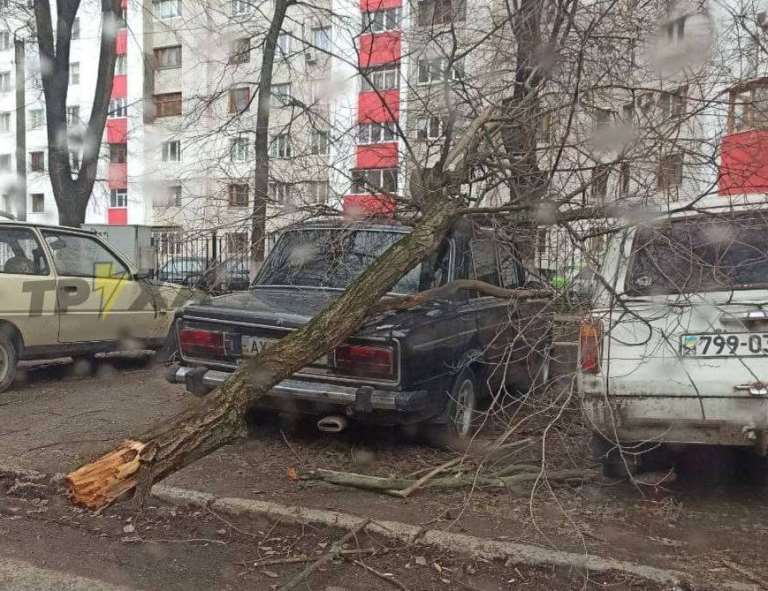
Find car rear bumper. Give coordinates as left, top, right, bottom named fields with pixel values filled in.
left=583, top=394, right=768, bottom=451
left=167, top=365, right=436, bottom=421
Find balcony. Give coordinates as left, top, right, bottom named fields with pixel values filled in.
left=719, top=130, right=768, bottom=195
left=107, top=162, right=127, bottom=189
left=359, top=32, right=401, bottom=68
left=106, top=119, right=127, bottom=143
left=343, top=194, right=396, bottom=218
left=356, top=142, right=398, bottom=168
left=358, top=89, right=399, bottom=122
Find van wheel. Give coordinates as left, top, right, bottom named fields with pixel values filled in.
left=447, top=368, right=481, bottom=439
left=0, top=333, right=18, bottom=394
left=591, top=434, right=640, bottom=479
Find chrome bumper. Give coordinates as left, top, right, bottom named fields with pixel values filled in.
left=167, top=365, right=430, bottom=412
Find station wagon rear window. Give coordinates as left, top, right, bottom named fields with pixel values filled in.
left=627, top=212, right=768, bottom=295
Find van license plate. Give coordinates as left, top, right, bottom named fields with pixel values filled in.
left=681, top=333, right=768, bottom=357
left=241, top=336, right=275, bottom=357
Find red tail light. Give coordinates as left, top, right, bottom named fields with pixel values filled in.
left=179, top=328, right=225, bottom=358
left=579, top=318, right=602, bottom=374
left=333, top=343, right=395, bottom=380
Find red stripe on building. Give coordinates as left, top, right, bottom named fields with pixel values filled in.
left=358, top=32, right=400, bottom=68
left=115, top=29, right=128, bottom=55
left=111, top=74, right=127, bottom=99
left=107, top=208, right=128, bottom=225
left=358, top=90, right=399, bottom=123
left=343, top=194, right=396, bottom=218
left=106, top=118, right=128, bottom=143
left=719, top=130, right=768, bottom=195
left=107, top=162, right=128, bottom=189
left=356, top=143, right=398, bottom=169
left=360, top=0, right=401, bottom=10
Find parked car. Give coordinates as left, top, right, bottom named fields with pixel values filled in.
left=568, top=267, right=598, bottom=304
left=156, top=257, right=207, bottom=286
left=166, top=219, right=553, bottom=438
left=0, top=221, right=195, bottom=393
left=579, top=206, right=768, bottom=476
left=200, top=257, right=251, bottom=294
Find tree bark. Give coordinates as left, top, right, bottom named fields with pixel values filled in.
left=250, top=0, right=292, bottom=262
left=35, top=0, right=120, bottom=227
left=68, top=196, right=461, bottom=510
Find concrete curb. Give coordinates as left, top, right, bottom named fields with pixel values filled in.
left=152, top=483, right=749, bottom=590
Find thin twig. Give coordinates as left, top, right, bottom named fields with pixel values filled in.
left=250, top=548, right=377, bottom=568
left=280, top=430, right=303, bottom=466
left=278, top=519, right=371, bottom=591
left=145, top=538, right=227, bottom=545
left=389, top=457, right=462, bottom=498
left=721, top=559, right=768, bottom=589
left=352, top=559, right=411, bottom=591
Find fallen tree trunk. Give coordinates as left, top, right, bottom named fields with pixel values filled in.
left=68, top=198, right=462, bottom=510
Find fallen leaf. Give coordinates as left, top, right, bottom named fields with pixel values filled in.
left=415, top=556, right=427, bottom=566
left=287, top=467, right=299, bottom=481
left=262, top=570, right=279, bottom=578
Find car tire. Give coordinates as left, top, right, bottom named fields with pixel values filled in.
left=0, top=332, right=18, bottom=394
left=446, top=368, right=481, bottom=439
left=591, top=433, right=639, bottom=479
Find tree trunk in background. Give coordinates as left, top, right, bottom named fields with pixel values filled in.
left=68, top=194, right=461, bottom=510
left=250, top=0, right=292, bottom=263
left=35, top=0, right=120, bottom=227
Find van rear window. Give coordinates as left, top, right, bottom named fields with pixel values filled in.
left=627, top=213, right=768, bottom=295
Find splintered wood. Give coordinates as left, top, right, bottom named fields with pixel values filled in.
left=66, top=440, right=147, bottom=510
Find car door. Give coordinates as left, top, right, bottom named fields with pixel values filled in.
left=41, top=229, right=164, bottom=344
left=0, top=226, right=58, bottom=347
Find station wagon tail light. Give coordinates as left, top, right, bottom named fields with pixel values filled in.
left=579, top=319, right=602, bottom=374
left=179, top=327, right=225, bottom=358
left=333, top=344, right=395, bottom=380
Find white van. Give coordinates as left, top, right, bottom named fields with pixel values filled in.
left=579, top=205, right=768, bottom=476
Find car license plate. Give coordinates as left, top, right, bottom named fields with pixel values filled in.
left=681, top=333, right=768, bottom=358
left=241, top=336, right=275, bottom=357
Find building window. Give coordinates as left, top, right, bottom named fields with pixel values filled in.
left=416, top=116, right=443, bottom=140
left=728, top=80, right=768, bottom=133
left=231, top=0, right=254, bottom=15
left=30, top=151, right=45, bottom=172
left=229, top=38, right=250, bottom=64
left=66, top=105, right=80, bottom=126
left=594, top=108, right=614, bottom=131
left=664, top=15, right=687, bottom=43
left=621, top=101, right=635, bottom=124
left=351, top=168, right=398, bottom=194
left=657, top=153, right=683, bottom=194
left=170, top=185, right=182, bottom=207
left=110, top=188, right=128, bottom=208
left=269, top=133, right=291, bottom=158
left=0, top=112, right=9, bottom=132
left=417, top=0, right=466, bottom=26
left=0, top=32, right=11, bottom=51
left=361, top=66, right=399, bottom=92
left=108, top=97, right=128, bottom=118
left=0, top=72, right=10, bottom=93
left=109, top=143, right=127, bottom=163
left=69, top=62, right=80, bottom=85
left=154, top=92, right=182, bottom=117
left=591, top=164, right=609, bottom=202
left=671, top=86, right=687, bottom=117
left=416, top=58, right=463, bottom=84
left=161, top=140, right=181, bottom=162
left=358, top=122, right=396, bottom=144
left=228, top=183, right=249, bottom=207
left=270, top=182, right=292, bottom=205
left=619, top=160, right=631, bottom=195
left=31, top=193, right=45, bottom=213
left=154, top=45, right=182, bottom=69
left=271, top=82, right=292, bottom=105
left=71, top=18, right=80, bottom=40
left=312, top=27, right=331, bottom=53
left=230, top=135, right=250, bottom=161
left=115, top=55, right=127, bottom=75
left=310, top=130, right=329, bottom=155
left=0, top=154, right=11, bottom=171
left=229, top=87, right=250, bottom=113
left=306, top=180, right=329, bottom=204
left=227, top=232, right=248, bottom=254
left=363, top=7, right=401, bottom=32
left=276, top=32, right=291, bottom=59
left=154, top=0, right=181, bottom=19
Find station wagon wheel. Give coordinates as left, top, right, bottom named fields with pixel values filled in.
left=447, top=368, right=480, bottom=439
left=0, top=332, right=18, bottom=394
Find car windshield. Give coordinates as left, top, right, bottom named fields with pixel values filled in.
left=256, top=228, right=424, bottom=294
left=627, top=212, right=768, bottom=295
left=163, top=258, right=205, bottom=274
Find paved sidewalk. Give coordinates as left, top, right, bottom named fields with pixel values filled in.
left=0, top=557, right=138, bottom=591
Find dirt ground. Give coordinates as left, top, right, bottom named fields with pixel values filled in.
left=1, top=358, right=767, bottom=589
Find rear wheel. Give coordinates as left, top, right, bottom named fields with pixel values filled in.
left=0, top=333, right=18, bottom=394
